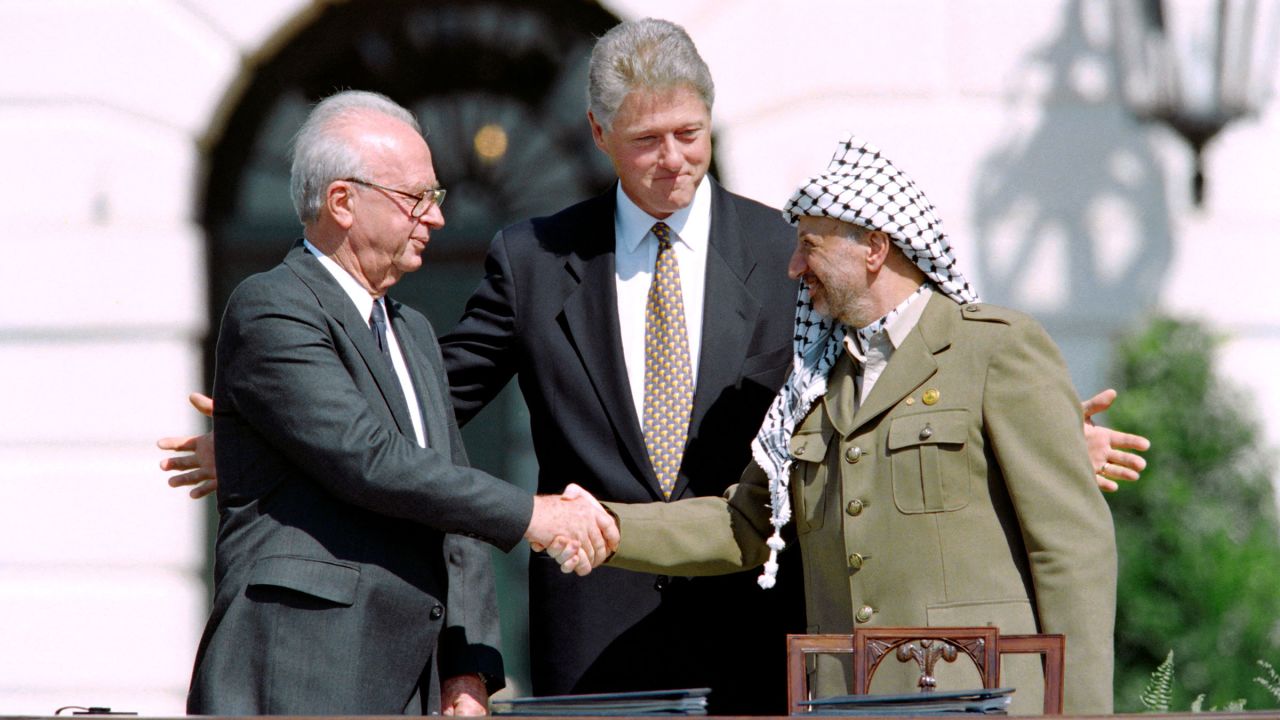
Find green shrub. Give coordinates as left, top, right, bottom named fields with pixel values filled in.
left=1106, top=316, right=1280, bottom=711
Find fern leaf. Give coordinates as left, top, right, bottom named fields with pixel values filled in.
left=1140, top=650, right=1175, bottom=712
left=1256, top=660, right=1280, bottom=703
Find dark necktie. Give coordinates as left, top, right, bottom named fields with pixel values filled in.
left=370, top=298, right=428, bottom=446
left=369, top=300, right=393, bottom=361
left=642, top=222, right=694, bottom=500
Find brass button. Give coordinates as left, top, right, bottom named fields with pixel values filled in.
left=844, top=446, right=863, bottom=463
left=429, top=605, right=444, bottom=621
left=848, top=553, right=864, bottom=570
left=846, top=499, right=864, bottom=516
left=791, top=443, right=806, bottom=458
left=964, top=305, right=980, bottom=313
left=919, top=425, right=933, bottom=440
left=922, top=388, right=940, bottom=405
left=855, top=605, right=874, bottom=623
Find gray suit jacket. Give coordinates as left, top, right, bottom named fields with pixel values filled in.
left=187, top=241, right=532, bottom=714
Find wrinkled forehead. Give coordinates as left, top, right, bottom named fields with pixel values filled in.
left=352, top=117, right=434, bottom=180
left=615, top=84, right=710, bottom=122
left=796, top=214, right=862, bottom=239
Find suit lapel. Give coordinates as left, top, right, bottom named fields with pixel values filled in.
left=387, top=299, right=447, bottom=449
left=823, top=352, right=861, bottom=437
left=558, top=194, right=656, bottom=493
left=847, top=294, right=954, bottom=433
left=283, top=241, right=417, bottom=439
left=676, top=181, right=762, bottom=498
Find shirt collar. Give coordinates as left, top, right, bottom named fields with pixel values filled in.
left=302, top=237, right=378, bottom=322
left=849, top=284, right=933, bottom=354
left=615, top=176, right=712, bottom=253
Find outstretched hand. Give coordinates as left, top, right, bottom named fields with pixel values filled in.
left=157, top=393, right=218, bottom=499
left=526, top=483, right=619, bottom=576
left=1081, top=388, right=1151, bottom=492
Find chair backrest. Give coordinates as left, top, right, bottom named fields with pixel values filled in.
left=786, top=628, right=1065, bottom=715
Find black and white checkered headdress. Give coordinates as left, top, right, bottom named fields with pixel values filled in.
left=783, top=133, right=978, bottom=305
left=750, top=133, right=979, bottom=589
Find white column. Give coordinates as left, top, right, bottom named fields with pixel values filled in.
left=0, top=0, right=304, bottom=713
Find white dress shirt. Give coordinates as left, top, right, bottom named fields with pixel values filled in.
left=614, top=179, right=712, bottom=426
left=303, top=238, right=426, bottom=447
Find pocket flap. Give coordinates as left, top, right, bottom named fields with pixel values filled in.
left=926, top=598, right=1036, bottom=633
left=789, top=431, right=830, bottom=463
left=887, top=410, right=968, bottom=450
left=248, top=555, right=360, bottom=606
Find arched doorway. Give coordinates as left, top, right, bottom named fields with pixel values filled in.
left=199, top=0, right=624, bottom=691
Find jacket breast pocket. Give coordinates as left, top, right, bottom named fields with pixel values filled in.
left=887, top=410, right=971, bottom=514
left=248, top=555, right=360, bottom=606
left=789, top=430, right=832, bottom=533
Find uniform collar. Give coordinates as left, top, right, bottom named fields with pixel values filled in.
left=846, top=284, right=933, bottom=356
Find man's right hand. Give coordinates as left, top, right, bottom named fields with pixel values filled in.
left=158, top=392, right=219, bottom=499
left=525, top=484, right=619, bottom=575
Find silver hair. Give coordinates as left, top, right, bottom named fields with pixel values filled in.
left=587, top=18, right=715, bottom=130
left=289, top=90, right=422, bottom=224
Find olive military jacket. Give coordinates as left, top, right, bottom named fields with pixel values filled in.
left=607, top=293, right=1118, bottom=715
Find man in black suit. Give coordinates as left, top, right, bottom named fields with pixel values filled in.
left=186, top=90, right=616, bottom=715
left=440, top=19, right=803, bottom=714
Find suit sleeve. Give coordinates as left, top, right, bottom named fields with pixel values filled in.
left=605, top=462, right=775, bottom=575
left=216, top=277, right=533, bottom=551
left=438, top=533, right=506, bottom=693
left=982, top=315, right=1117, bottom=714
left=441, top=229, right=521, bottom=426
left=437, top=388, right=506, bottom=693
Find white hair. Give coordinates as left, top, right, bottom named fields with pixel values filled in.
left=289, top=90, right=422, bottom=224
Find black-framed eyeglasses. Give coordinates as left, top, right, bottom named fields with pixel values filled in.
left=342, top=177, right=446, bottom=218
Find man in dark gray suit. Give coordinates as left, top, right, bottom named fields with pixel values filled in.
left=186, top=90, right=616, bottom=716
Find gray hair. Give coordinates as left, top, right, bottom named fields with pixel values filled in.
left=289, top=90, right=422, bottom=224
left=587, top=18, right=715, bottom=130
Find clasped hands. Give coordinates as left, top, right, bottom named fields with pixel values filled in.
left=525, top=484, right=619, bottom=575
left=160, top=388, right=1151, bottom=574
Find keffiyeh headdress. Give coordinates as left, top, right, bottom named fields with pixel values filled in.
left=751, top=133, right=979, bottom=588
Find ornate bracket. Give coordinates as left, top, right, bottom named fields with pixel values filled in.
left=867, top=637, right=987, bottom=692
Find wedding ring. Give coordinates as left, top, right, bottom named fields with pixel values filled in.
left=1099, top=463, right=1109, bottom=476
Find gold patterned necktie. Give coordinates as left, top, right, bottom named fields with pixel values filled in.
left=643, top=222, right=694, bottom=500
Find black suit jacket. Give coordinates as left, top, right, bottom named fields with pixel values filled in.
left=188, top=242, right=530, bottom=714
left=442, top=181, right=805, bottom=714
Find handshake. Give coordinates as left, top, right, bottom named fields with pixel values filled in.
left=523, top=484, right=618, bottom=576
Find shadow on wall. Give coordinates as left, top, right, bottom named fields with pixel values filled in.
left=970, top=0, right=1172, bottom=393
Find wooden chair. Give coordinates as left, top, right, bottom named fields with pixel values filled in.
left=786, top=627, right=1065, bottom=715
